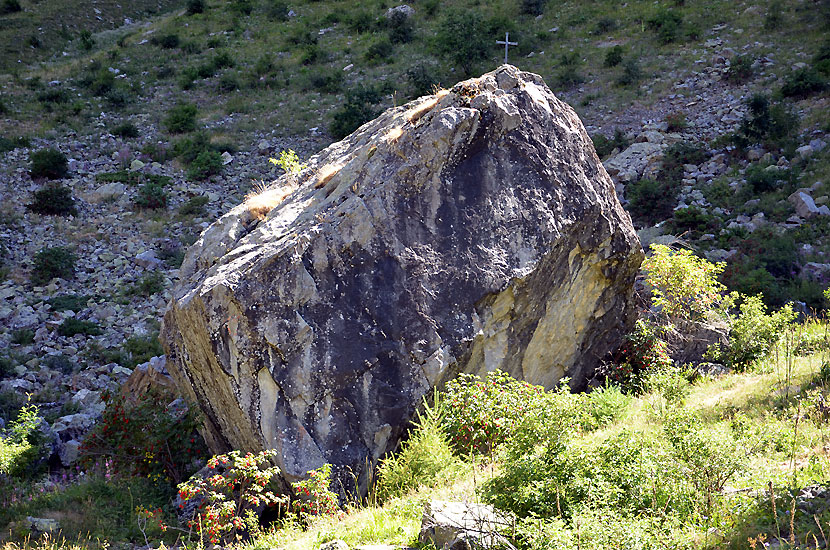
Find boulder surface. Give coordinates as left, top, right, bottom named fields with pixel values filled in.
left=161, top=65, right=643, bottom=492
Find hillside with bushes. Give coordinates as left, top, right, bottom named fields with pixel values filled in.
left=0, top=0, right=829, bottom=548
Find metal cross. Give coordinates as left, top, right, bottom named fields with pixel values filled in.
left=496, top=32, right=518, bottom=64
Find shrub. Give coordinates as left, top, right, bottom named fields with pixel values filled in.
left=10, top=329, right=34, bottom=346
left=307, top=68, right=342, bottom=94
left=406, top=62, right=442, bottom=98
left=122, top=333, right=164, bottom=368
left=111, top=121, right=139, bottom=138
left=217, top=73, right=239, bottom=92
left=735, top=93, right=799, bottom=150
left=186, top=0, right=205, bottom=15
left=266, top=0, right=289, bottom=21
left=386, top=10, right=414, bottom=44
left=600, top=319, right=673, bottom=393
left=47, top=294, right=90, bottom=312
left=604, top=45, right=624, bottom=67
left=269, top=149, right=306, bottom=174
left=364, top=36, right=393, bottom=64
left=187, top=150, right=223, bottom=181
left=745, top=163, right=780, bottom=193
left=126, top=271, right=164, bottom=296
left=706, top=295, right=796, bottom=370
left=0, top=136, right=29, bottom=153
left=134, top=182, right=168, bottom=209
left=164, top=102, right=198, bottom=134
left=725, top=54, right=753, bottom=84
left=0, top=403, right=43, bottom=478
left=521, top=0, right=547, bottom=16
left=86, top=69, right=115, bottom=96
left=29, top=148, right=68, bottom=179
left=0, top=0, right=21, bottom=15
left=229, top=0, right=252, bottom=16
left=814, top=40, right=830, bottom=75
left=177, top=450, right=287, bottom=543
left=668, top=206, right=717, bottom=236
left=81, top=388, right=206, bottom=485
left=433, top=10, right=490, bottom=75
left=290, top=464, right=339, bottom=524
left=178, top=195, right=210, bottom=217
left=152, top=33, right=180, bottom=49
left=57, top=318, right=102, bottom=337
left=616, top=58, right=642, bottom=86
left=329, top=86, right=382, bottom=140
left=36, top=88, right=70, bottom=107
left=665, top=112, right=687, bottom=132
left=79, top=29, right=94, bottom=50
left=592, top=129, right=629, bottom=158
left=375, top=396, right=462, bottom=501
left=31, top=246, right=75, bottom=284
left=780, top=67, right=826, bottom=99
left=642, top=244, right=733, bottom=321
left=172, top=132, right=210, bottom=163
left=626, top=178, right=676, bottom=225
left=764, top=0, right=783, bottom=30
left=27, top=183, right=76, bottom=216
left=441, top=370, right=548, bottom=456
left=647, top=10, right=683, bottom=43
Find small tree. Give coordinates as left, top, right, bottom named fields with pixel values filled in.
left=433, top=10, right=490, bottom=75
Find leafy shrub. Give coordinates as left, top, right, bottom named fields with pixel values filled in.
left=10, top=329, right=34, bottom=346
left=647, top=10, right=683, bottom=43
left=29, top=148, right=68, bottom=179
left=27, top=183, right=76, bottom=216
left=290, top=464, right=339, bottom=524
left=306, top=68, right=342, bottom=93
left=36, top=87, right=69, bottom=107
left=178, top=450, right=286, bottom=543
left=642, top=244, right=732, bottom=321
left=0, top=403, right=43, bottom=478
left=111, top=121, right=139, bottom=138
left=85, top=69, right=115, bottom=96
left=725, top=54, right=753, bottom=84
left=814, top=40, right=830, bottom=75
left=344, top=9, right=376, bottom=33
left=266, top=0, right=289, bottom=21
left=406, top=62, right=442, bottom=98
left=172, top=132, right=211, bottom=163
left=179, top=195, right=209, bottom=217
left=164, top=102, right=198, bottom=134
left=57, top=318, right=102, bottom=337
left=764, top=0, right=783, bottom=30
left=217, top=73, right=239, bottom=92
left=186, top=0, right=205, bottom=15
left=0, top=0, right=21, bottom=15
left=780, top=67, right=826, bottom=99
left=668, top=206, right=718, bottom=236
left=592, top=129, right=629, bottom=158
left=47, top=294, right=90, bottom=312
left=665, top=112, right=687, bottom=132
left=604, top=45, right=624, bottom=67
left=745, top=163, right=780, bottom=193
left=133, top=182, right=168, bottom=209
left=616, top=58, right=642, bottom=86
left=122, top=333, right=164, bottom=368
left=600, top=319, right=672, bottom=393
left=229, top=0, right=252, bottom=16
left=142, top=142, right=171, bottom=163
left=387, top=10, right=414, bottom=44
left=31, top=246, right=75, bottom=284
left=81, top=388, right=206, bottom=484
left=626, top=178, right=676, bottom=225
left=152, top=33, right=180, bottom=49
left=126, top=271, right=164, bottom=296
left=187, top=150, right=223, bottom=181
left=376, top=397, right=462, bottom=501
left=735, top=93, right=799, bottom=150
left=521, top=0, right=548, bottom=15
left=364, top=36, right=393, bottom=64
left=441, top=370, right=547, bottom=456
left=269, top=149, right=306, bottom=174
left=433, top=10, right=490, bottom=75
left=706, top=295, right=796, bottom=370
left=79, top=29, right=94, bottom=50
left=329, top=86, right=382, bottom=139
left=0, top=136, right=29, bottom=153
left=594, top=16, right=617, bottom=35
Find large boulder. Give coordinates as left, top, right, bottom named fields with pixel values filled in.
left=161, top=65, right=643, bottom=493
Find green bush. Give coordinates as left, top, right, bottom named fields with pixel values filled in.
left=0, top=0, right=21, bottom=15
left=745, top=163, right=780, bottom=193
left=266, top=0, right=289, bottom=21
left=706, top=295, right=796, bottom=371
left=600, top=319, right=672, bottom=393
left=229, top=0, right=252, bottom=16
left=134, top=182, right=168, bottom=209
left=0, top=136, right=29, bottom=153
left=364, top=36, right=393, bottom=64
left=29, top=148, right=68, bottom=179
left=31, top=246, right=75, bottom=284
left=79, top=29, right=94, bottom=50
left=10, top=329, right=34, bottom=346
left=306, top=68, right=342, bottom=94
left=764, top=0, right=784, bottom=30
left=375, top=397, right=463, bottom=501
left=178, top=195, right=209, bottom=217
left=80, top=387, right=206, bottom=485
left=626, top=178, right=676, bottom=224
left=27, top=183, right=76, bottom=216
left=164, top=102, right=198, bottom=133
left=725, top=54, right=753, bottom=84
left=604, top=45, right=624, bottom=67
left=172, top=132, right=211, bottom=163
left=111, top=121, right=139, bottom=138
left=616, top=58, right=642, bottom=87
left=647, top=10, right=683, bottom=43
left=668, top=206, right=718, bottom=236
left=329, top=86, right=382, bottom=140
left=217, top=73, right=239, bottom=92
left=521, top=0, right=547, bottom=15
left=187, top=150, right=223, bottom=181
left=406, top=62, right=443, bottom=98
left=0, top=403, right=43, bottom=478
left=126, top=271, right=164, bottom=296
left=780, top=67, right=826, bottom=99
left=122, top=333, right=164, bottom=368
left=86, top=69, right=115, bottom=96
left=433, top=10, right=490, bottom=75
left=186, top=0, right=205, bottom=15
left=57, top=318, right=102, bottom=337
left=814, top=40, right=830, bottom=75
left=592, top=129, right=629, bottom=158
left=153, top=33, right=180, bottom=49
left=735, top=93, right=799, bottom=150
left=47, top=294, right=90, bottom=312
left=386, top=10, right=414, bottom=44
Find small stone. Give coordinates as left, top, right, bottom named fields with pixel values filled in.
left=221, top=151, right=234, bottom=165
left=130, top=159, right=145, bottom=171
left=26, top=517, right=60, bottom=533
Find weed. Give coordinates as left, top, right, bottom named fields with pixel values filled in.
left=111, top=121, right=139, bottom=138
left=29, top=148, right=68, bottom=179
left=47, top=294, right=90, bottom=312
left=27, top=183, right=76, bottom=216
left=780, top=67, right=826, bottom=99
left=726, top=54, right=753, bottom=84
left=10, top=329, right=34, bottom=346
left=31, top=247, right=75, bottom=285
left=134, top=182, right=168, bottom=209
left=647, top=10, right=684, bottom=43
left=178, top=195, right=209, bottom=217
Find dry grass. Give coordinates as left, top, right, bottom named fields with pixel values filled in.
left=244, top=182, right=297, bottom=221
left=314, top=163, right=344, bottom=190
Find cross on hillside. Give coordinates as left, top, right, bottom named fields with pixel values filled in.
left=496, top=32, right=518, bottom=64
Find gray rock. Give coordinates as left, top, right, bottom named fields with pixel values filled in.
left=130, top=159, right=145, bottom=171
left=58, top=439, right=81, bottom=466
left=135, top=250, right=163, bottom=268
left=318, top=541, right=349, bottom=550
left=801, top=263, right=830, bottom=282
left=89, top=182, right=126, bottom=203
left=26, top=517, right=60, bottom=533
left=604, top=141, right=665, bottom=183
left=385, top=4, right=414, bottom=18
left=789, top=191, right=830, bottom=218
left=221, top=151, right=234, bottom=165
left=162, top=65, right=643, bottom=493
left=420, top=500, right=510, bottom=549
left=796, top=145, right=813, bottom=159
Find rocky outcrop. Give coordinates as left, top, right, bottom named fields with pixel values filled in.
left=161, top=65, right=643, bottom=493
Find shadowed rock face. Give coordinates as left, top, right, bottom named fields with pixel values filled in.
left=161, top=65, right=644, bottom=494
